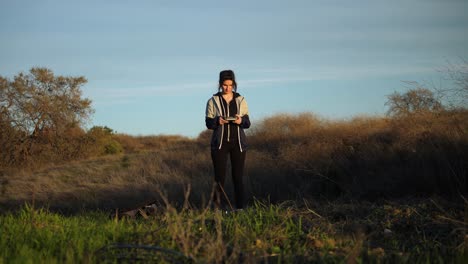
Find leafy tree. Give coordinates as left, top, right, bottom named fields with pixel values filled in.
left=1, top=67, right=92, bottom=136
left=0, top=67, right=93, bottom=166
left=386, top=87, right=443, bottom=117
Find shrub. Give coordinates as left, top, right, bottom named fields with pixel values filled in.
left=104, top=140, right=123, bottom=155
left=87, top=126, right=123, bottom=156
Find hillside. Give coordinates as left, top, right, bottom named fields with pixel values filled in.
left=1, top=110, right=467, bottom=212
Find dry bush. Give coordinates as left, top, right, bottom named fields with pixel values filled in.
left=247, top=111, right=467, bottom=201
left=248, top=113, right=322, bottom=153
left=384, top=110, right=468, bottom=196
left=0, top=123, right=97, bottom=169
left=247, top=113, right=347, bottom=199
left=196, top=129, right=212, bottom=147
left=132, top=135, right=192, bottom=150
left=113, top=134, right=144, bottom=153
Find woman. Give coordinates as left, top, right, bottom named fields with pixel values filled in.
left=205, top=70, right=251, bottom=209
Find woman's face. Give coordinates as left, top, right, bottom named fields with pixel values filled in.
left=221, top=80, right=234, bottom=95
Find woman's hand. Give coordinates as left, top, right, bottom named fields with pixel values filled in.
left=219, top=117, right=229, bottom=125
left=234, top=114, right=242, bottom=125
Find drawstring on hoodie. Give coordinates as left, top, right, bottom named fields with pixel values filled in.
left=212, top=94, right=246, bottom=152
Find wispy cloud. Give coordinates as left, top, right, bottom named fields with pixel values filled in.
left=89, top=81, right=214, bottom=104
left=241, top=65, right=435, bottom=88
left=89, top=64, right=435, bottom=105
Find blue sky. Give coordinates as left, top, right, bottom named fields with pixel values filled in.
left=1, top=0, right=467, bottom=137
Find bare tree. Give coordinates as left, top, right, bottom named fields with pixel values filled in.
left=386, top=58, right=468, bottom=117
left=386, top=87, right=443, bottom=117
left=437, top=58, right=468, bottom=108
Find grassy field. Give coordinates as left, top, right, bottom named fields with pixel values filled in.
left=0, top=111, right=467, bottom=263
left=1, top=198, right=466, bottom=263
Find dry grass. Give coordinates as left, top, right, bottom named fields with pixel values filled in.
left=247, top=110, right=467, bottom=201
left=0, top=110, right=467, bottom=213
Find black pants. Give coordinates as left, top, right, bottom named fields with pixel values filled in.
left=211, top=141, right=246, bottom=209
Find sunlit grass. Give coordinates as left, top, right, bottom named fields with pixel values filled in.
left=1, top=199, right=466, bottom=263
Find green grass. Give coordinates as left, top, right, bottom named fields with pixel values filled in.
left=1, top=199, right=466, bottom=263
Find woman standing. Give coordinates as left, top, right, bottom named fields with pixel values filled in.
left=205, top=70, right=251, bottom=209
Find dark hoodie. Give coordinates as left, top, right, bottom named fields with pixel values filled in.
left=205, top=92, right=251, bottom=151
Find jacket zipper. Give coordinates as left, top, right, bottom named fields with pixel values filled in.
left=227, top=101, right=230, bottom=142
left=217, top=95, right=244, bottom=152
